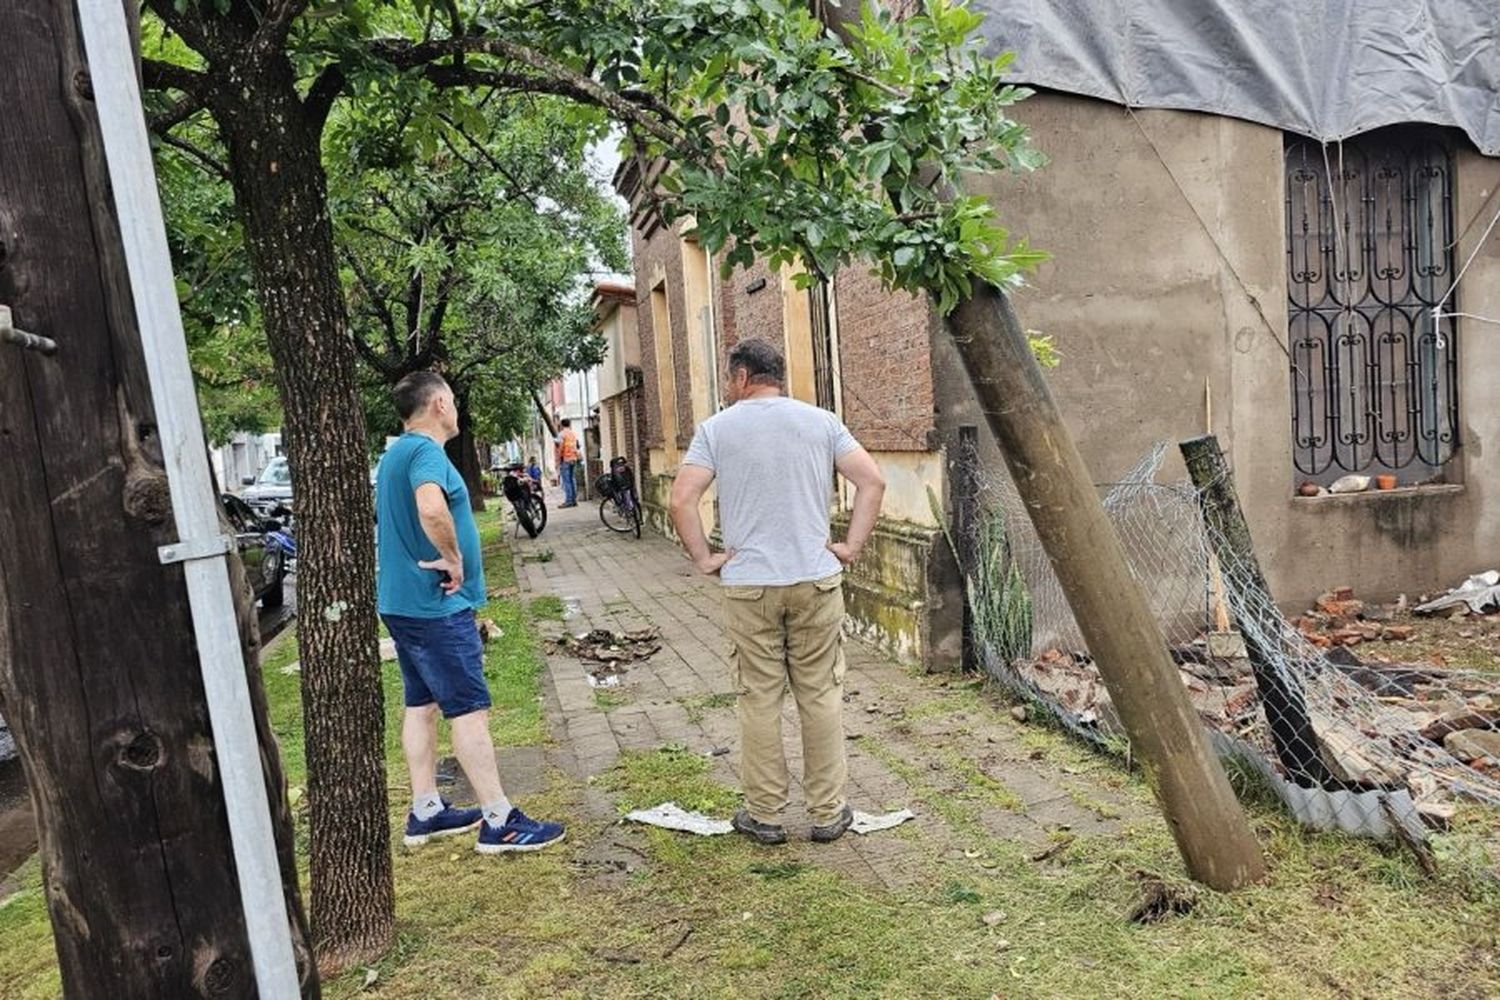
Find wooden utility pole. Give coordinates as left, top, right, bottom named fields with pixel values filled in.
left=1181, top=435, right=1336, bottom=787
left=814, top=3, right=1265, bottom=889
left=0, top=3, right=315, bottom=995
left=949, top=289, right=1267, bottom=889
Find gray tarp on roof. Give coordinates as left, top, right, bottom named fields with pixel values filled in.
left=976, top=0, right=1500, bottom=155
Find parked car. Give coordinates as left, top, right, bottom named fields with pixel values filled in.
left=242, top=455, right=293, bottom=514
left=222, top=493, right=287, bottom=609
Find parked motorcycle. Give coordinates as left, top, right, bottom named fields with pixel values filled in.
left=500, top=462, right=548, bottom=538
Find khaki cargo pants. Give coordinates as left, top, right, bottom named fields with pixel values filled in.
left=722, top=572, right=847, bottom=826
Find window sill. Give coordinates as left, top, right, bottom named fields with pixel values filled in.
left=1291, top=483, right=1464, bottom=506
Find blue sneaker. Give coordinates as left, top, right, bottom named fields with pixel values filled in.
left=403, top=799, right=483, bottom=847
left=476, top=807, right=567, bottom=854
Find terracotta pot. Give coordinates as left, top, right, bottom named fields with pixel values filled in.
left=1375, top=474, right=1398, bottom=491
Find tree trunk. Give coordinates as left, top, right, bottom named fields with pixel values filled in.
left=216, top=55, right=394, bottom=968
left=448, top=390, right=486, bottom=512
left=0, top=3, right=316, bottom=995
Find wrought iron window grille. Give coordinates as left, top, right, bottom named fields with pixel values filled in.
left=1286, top=127, right=1460, bottom=485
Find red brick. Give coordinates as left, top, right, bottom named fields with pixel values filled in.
left=833, top=264, right=936, bottom=450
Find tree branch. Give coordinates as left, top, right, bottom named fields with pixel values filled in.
left=142, top=58, right=211, bottom=100
left=437, top=0, right=466, bottom=62
left=531, top=391, right=557, bottom=436
left=617, top=88, right=685, bottom=130
left=303, top=64, right=347, bottom=133
left=419, top=64, right=601, bottom=105
left=339, top=247, right=400, bottom=350
left=148, top=93, right=206, bottom=133
left=142, top=1, right=216, bottom=59
left=436, top=128, right=485, bottom=175
left=402, top=261, right=424, bottom=348
left=436, top=113, right=541, bottom=210
left=256, top=0, right=313, bottom=51
left=350, top=329, right=402, bottom=378
left=369, top=36, right=701, bottom=160
left=157, top=133, right=232, bottom=184
left=344, top=218, right=411, bottom=249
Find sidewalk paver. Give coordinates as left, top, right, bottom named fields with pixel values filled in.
left=510, top=499, right=1152, bottom=888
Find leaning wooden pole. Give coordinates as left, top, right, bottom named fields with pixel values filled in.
left=1180, top=435, right=1336, bottom=788
left=814, top=1, right=1265, bottom=890
left=949, top=289, right=1267, bottom=889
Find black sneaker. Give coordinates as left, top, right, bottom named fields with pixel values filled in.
left=810, top=805, right=854, bottom=844
left=732, top=808, right=787, bottom=846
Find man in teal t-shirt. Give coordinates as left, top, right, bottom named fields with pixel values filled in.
left=376, top=371, right=565, bottom=854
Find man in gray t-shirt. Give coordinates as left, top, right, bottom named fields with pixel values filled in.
left=671, top=339, right=886, bottom=845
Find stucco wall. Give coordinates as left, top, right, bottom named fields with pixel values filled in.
left=596, top=301, right=639, bottom=402
left=951, top=93, right=1500, bottom=608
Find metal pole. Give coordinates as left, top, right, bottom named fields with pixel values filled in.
left=74, top=3, right=302, bottom=995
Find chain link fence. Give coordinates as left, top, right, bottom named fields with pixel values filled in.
left=951, top=434, right=1500, bottom=861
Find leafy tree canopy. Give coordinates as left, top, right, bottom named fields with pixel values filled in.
left=324, top=87, right=627, bottom=445
left=146, top=0, right=1042, bottom=316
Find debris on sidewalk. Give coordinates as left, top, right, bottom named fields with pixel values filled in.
left=624, top=802, right=734, bottom=836
left=850, top=809, right=916, bottom=835
left=1415, top=571, right=1500, bottom=616
left=549, top=627, right=662, bottom=666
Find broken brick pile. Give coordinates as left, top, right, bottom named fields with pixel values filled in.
left=1012, top=646, right=1262, bottom=745
left=1005, top=594, right=1500, bottom=828
left=1295, top=586, right=1413, bottom=647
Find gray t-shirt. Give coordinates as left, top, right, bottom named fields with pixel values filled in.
left=683, top=395, right=860, bottom=586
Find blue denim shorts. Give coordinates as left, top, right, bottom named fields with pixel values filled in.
left=382, top=609, right=492, bottom=718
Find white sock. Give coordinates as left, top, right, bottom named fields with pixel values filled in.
left=413, top=792, right=443, bottom=821
left=482, top=797, right=514, bottom=829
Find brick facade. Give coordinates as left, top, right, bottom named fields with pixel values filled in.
left=621, top=198, right=942, bottom=466
left=717, top=252, right=780, bottom=354
left=833, top=264, right=938, bottom=452
left=599, top=379, right=647, bottom=487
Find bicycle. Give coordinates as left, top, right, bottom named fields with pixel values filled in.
left=597, top=457, right=643, bottom=538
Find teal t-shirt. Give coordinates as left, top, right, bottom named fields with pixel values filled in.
left=376, top=432, right=486, bottom=618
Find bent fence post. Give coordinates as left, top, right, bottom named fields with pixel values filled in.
left=1180, top=434, right=1337, bottom=788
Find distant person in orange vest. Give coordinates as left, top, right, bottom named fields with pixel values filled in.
left=556, top=419, right=581, bottom=508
